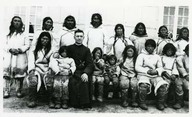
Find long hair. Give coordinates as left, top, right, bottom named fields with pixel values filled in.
left=90, top=13, right=102, bottom=27
left=115, top=24, right=125, bottom=39
left=133, top=22, right=147, bottom=36
left=42, top=17, right=53, bottom=31
left=7, top=16, right=24, bottom=37
left=158, top=25, right=168, bottom=38
left=92, top=47, right=103, bottom=60
left=34, top=32, right=52, bottom=60
left=113, top=24, right=126, bottom=48
left=162, top=43, right=176, bottom=56
left=176, top=27, right=189, bottom=41
left=122, top=45, right=138, bottom=65
left=63, top=15, right=76, bottom=28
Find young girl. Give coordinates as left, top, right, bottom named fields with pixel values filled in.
left=92, top=47, right=105, bottom=102
left=174, top=27, right=189, bottom=56
left=49, top=46, right=76, bottom=109
left=129, top=22, right=149, bottom=54
left=119, top=45, right=138, bottom=107
left=161, top=43, right=179, bottom=106
left=156, top=25, right=174, bottom=55
left=105, top=24, right=133, bottom=62
left=3, top=16, right=29, bottom=98
left=104, top=55, right=120, bottom=99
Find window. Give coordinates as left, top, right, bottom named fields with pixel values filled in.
left=163, top=6, right=175, bottom=33
left=177, top=6, right=189, bottom=34
left=163, top=6, right=189, bottom=39
left=29, top=6, right=43, bottom=31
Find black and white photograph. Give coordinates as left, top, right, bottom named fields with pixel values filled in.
left=1, top=0, right=191, bottom=115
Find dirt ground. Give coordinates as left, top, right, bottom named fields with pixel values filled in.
left=3, top=80, right=189, bottom=113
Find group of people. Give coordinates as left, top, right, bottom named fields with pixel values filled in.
left=3, top=13, right=189, bottom=111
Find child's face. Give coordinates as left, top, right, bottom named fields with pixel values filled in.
left=145, top=45, right=155, bottom=54
left=181, top=29, right=188, bottom=38
left=95, top=50, right=101, bottom=59
left=166, top=49, right=174, bottom=57
left=116, top=26, right=123, bottom=36
left=126, top=48, right=134, bottom=58
left=109, top=58, right=116, bottom=65
left=92, top=15, right=101, bottom=28
left=160, top=27, right=168, bottom=37
left=61, top=51, right=67, bottom=58
left=137, top=25, right=144, bottom=35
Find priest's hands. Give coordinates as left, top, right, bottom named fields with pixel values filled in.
left=81, top=73, right=88, bottom=82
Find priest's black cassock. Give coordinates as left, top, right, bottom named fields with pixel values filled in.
left=67, top=44, right=94, bottom=107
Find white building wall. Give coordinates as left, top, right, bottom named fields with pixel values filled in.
left=2, top=6, right=182, bottom=40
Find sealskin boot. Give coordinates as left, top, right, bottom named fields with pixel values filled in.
left=121, top=89, right=128, bottom=107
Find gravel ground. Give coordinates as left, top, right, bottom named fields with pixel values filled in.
left=3, top=80, right=189, bottom=113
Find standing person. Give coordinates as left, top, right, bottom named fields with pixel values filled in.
left=3, top=16, right=30, bottom=98
left=67, top=29, right=94, bottom=109
left=91, top=47, right=105, bottom=102
left=129, top=22, right=149, bottom=54
left=161, top=43, right=179, bottom=106
left=57, top=15, right=77, bottom=50
left=135, top=39, right=168, bottom=110
left=31, top=17, right=57, bottom=51
left=174, top=27, right=189, bottom=56
left=83, top=13, right=107, bottom=53
left=105, top=24, right=133, bottom=62
left=156, top=25, right=174, bottom=55
left=27, top=32, right=53, bottom=108
left=119, top=45, right=138, bottom=107
left=173, top=44, right=189, bottom=109
left=49, top=46, right=76, bottom=109
left=104, top=55, right=121, bottom=99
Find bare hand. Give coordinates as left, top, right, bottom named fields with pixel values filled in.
left=147, top=69, right=158, bottom=75
left=81, top=73, right=88, bottom=82
left=170, top=74, right=176, bottom=81
left=59, top=69, right=69, bottom=75
left=9, top=48, right=19, bottom=55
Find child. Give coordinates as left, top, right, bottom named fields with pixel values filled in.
left=161, top=43, right=179, bottom=106
left=49, top=46, right=76, bottom=109
left=104, top=55, right=120, bottom=99
left=119, top=45, right=138, bottom=107
left=174, top=27, right=189, bottom=56
left=135, top=39, right=168, bottom=110
left=156, top=25, right=174, bottom=55
left=173, top=44, right=189, bottom=109
left=129, top=22, right=149, bottom=54
left=92, top=47, right=105, bottom=102
left=105, top=24, right=133, bottom=62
